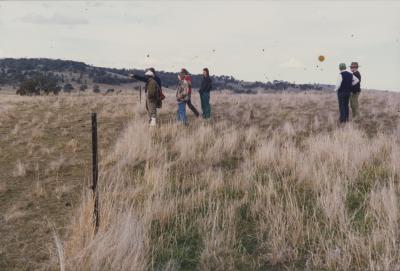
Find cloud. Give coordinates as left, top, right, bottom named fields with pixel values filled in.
left=21, top=13, right=88, bottom=26
left=85, top=1, right=109, bottom=8
left=280, top=58, right=306, bottom=69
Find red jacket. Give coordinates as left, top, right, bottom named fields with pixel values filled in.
left=184, top=75, right=192, bottom=95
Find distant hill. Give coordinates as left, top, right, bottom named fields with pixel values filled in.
left=0, top=58, right=333, bottom=94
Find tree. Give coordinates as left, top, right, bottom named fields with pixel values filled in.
left=17, top=73, right=60, bottom=95
left=93, top=84, right=100, bottom=93
left=37, top=73, right=60, bottom=95
left=63, top=83, right=74, bottom=93
left=79, top=84, right=88, bottom=92
left=17, top=78, right=40, bottom=95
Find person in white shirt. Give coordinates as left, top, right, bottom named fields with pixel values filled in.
left=335, top=63, right=360, bottom=123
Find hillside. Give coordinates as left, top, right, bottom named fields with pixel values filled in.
left=1, top=90, right=400, bottom=270
left=0, top=58, right=332, bottom=94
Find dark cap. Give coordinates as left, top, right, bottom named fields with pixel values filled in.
left=350, top=62, right=359, bottom=68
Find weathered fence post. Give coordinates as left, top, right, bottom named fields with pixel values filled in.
left=91, top=113, right=99, bottom=233
left=139, top=85, right=142, bottom=104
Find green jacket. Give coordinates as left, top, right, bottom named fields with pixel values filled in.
left=147, top=78, right=159, bottom=101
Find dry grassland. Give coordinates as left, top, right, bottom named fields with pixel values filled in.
left=1, top=90, right=400, bottom=270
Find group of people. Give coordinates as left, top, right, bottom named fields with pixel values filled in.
left=131, top=62, right=362, bottom=127
left=334, top=62, right=362, bottom=123
left=130, top=67, right=212, bottom=126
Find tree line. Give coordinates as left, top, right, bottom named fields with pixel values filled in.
left=0, top=58, right=329, bottom=95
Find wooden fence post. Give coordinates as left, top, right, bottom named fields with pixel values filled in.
left=91, top=113, right=99, bottom=233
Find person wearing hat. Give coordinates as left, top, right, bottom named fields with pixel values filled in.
left=130, top=69, right=162, bottom=126
left=130, top=67, right=165, bottom=108
left=130, top=67, right=162, bottom=91
left=334, top=63, right=360, bottom=123
left=350, top=62, right=362, bottom=118
left=144, top=70, right=160, bottom=126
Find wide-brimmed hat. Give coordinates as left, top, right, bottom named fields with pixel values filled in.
left=145, top=70, right=154, bottom=77
left=350, top=62, right=359, bottom=68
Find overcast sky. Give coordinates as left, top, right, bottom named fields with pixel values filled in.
left=0, top=1, right=399, bottom=91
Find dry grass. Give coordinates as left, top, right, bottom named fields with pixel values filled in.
left=12, top=160, right=27, bottom=177
left=60, top=90, right=399, bottom=271
left=0, top=182, right=7, bottom=194
left=3, top=204, right=26, bottom=223
left=1, top=90, right=400, bottom=270
left=0, top=92, right=135, bottom=270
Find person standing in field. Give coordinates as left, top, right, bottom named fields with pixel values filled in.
left=199, top=68, right=212, bottom=119
left=181, top=68, right=200, bottom=117
left=130, top=67, right=165, bottom=108
left=130, top=68, right=165, bottom=126
left=176, top=72, right=190, bottom=125
left=335, top=63, right=360, bottom=124
left=130, top=70, right=159, bottom=126
left=350, top=62, right=361, bottom=119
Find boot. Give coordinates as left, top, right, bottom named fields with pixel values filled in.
left=150, top=117, right=156, bottom=127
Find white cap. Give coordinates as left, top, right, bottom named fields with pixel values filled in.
left=145, top=70, right=154, bottom=77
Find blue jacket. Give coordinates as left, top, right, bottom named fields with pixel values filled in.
left=338, top=71, right=353, bottom=93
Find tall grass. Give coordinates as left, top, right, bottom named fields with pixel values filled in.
left=64, top=91, right=400, bottom=270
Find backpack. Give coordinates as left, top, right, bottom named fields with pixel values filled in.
left=159, top=88, right=165, bottom=101
left=156, top=85, right=164, bottom=108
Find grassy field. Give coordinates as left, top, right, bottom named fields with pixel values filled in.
left=0, top=93, right=135, bottom=270
left=1, top=90, right=400, bottom=270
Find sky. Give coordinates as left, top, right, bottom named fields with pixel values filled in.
left=0, top=1, right=399, bottom=91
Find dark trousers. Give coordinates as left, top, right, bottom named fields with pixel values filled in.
left=187, top=98, right=200, bottom=117
left=338, top=92, right=351, bottom=123
left=200, top=91, right=211, bottom=119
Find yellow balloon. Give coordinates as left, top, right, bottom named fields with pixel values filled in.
left=318, top=55, right=325, bottom=62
